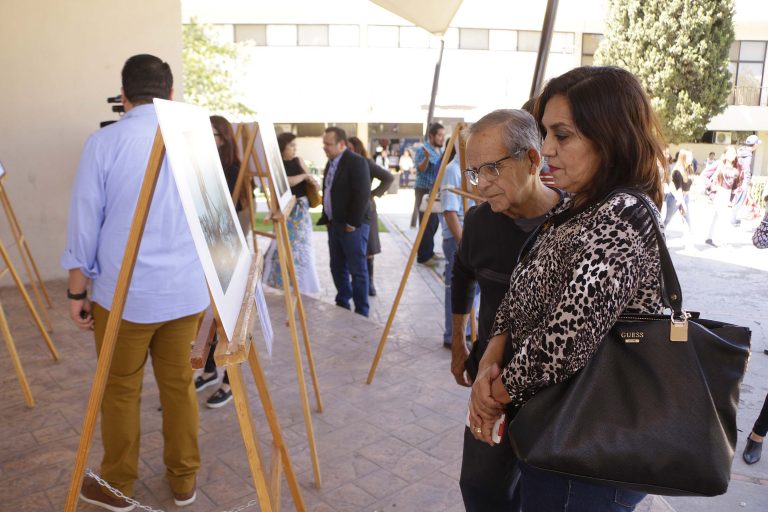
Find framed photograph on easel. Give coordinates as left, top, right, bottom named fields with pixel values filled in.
left=253, top=119, right=292, bottom=214
left=153, top=99, right=251, bottom=342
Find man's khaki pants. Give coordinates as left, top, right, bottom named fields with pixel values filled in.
left=92, top=303, right=204, bottom=497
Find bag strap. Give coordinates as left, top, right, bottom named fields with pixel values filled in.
left=610, top=188, right=683, bottom=315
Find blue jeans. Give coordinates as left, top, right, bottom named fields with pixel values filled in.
left=663, top=193, right=690, bottom=228
left=520, top=463, right=646, bottom=511
left=442, top=237, right=477, bottom=344
left=415, top=187, right=439, bottom=262
left=328, top=222, right=370, bottom=316
left=731, top=183, right=749, bottom=224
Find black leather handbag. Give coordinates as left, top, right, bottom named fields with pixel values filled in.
left=508, top=189, right=751, bottom=497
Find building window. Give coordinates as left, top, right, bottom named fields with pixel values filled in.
left=368, top=25, right=399, bottom=47
left=266, top=25, right=297, bottom=46
left=581, top=33, right=603, bottom=66
left=518, top=31, right=541, bottom=52
left=234, top=24, right=266, bottom=45
left=298, top=25, right=328, bottom=46
left=400, top=26, right=429, bottom=48
left=551, top=32, right=575, bottom=54
left=489, top=29, right=517, bottom=51
left=329, top=25, right=359, bottom=47
left=459, top=28, right=489, bottom=50
left=729, top=40, right=767, bottom=106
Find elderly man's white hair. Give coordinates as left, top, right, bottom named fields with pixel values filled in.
left=465, top=109, right=542, bottom=163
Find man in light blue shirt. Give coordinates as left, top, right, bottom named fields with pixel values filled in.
left=413, top=123, right=446, bottom=264
left=440, top=149, right=474, bottom=348
left=62, top=54, right=208, bottom=510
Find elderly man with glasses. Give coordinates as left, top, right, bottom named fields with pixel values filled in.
left=450, top=109, right=563, bottom=511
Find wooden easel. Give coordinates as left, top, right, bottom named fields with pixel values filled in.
left=0, top=296, right=34, bottom=407
left=0, top=234, right=60, bottom=407
left=239, top=121, right=324, bottom=488
left=190, top=251, right=307, bottom=512
left=233, top=123, right=274, bottom=251
left=368, top=123, right=473, bottom=383
left=63, top=129, right=307, bottom=511
left=0, top=174, right=54, bottom=331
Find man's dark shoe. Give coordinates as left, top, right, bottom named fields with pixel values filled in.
left=368, top=281, right=377, bottom=296
left=705, top=239, right=718, bottom=248
left=335, top=301, right=351, bottom=311
left=80, top=475, right=135, bottom=512
left=206, top=387, right=233, bottom=409
left=443, top=340, right=452, bottom=349
left=763, top=349, right=768, bottom=356
left=194, top=372, right=218, bottom=392
left=743, top=437, right=763, bottom=465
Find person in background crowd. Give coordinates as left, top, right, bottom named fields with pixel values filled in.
left=704, top=151, right=718, bottom=173
left=195, top=115, right=253, bottom=409
left=317, top=127, right=371, bottom=316
left=347, top=136, right=395, bottom=297
left=263, top=132, right=321, bottom=294
left=703, top=149, right=722, bottom=202
left=732, top=135, right=761, bottom=226
left=705, top=146, right=741, bottom=247
left=743, top=209, right=768, bottom=465
left=210, top=115, right=249, bottom=233
left=414, top=123, right=446, bottom=265
left=663, top=148, right=693, bottom=232
left=374, top=145, right=389, bottom=170
left=399, top=148, right=414, bottom=187
left=439, top=144, right=473, bottom=349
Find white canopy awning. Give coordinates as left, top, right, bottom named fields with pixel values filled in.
left=369, top=0, right=463, bottom=36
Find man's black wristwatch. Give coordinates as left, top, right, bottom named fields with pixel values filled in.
left=67, top=289, right=87, bottom=300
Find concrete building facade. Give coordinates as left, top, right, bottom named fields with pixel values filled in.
left=0, top=0, right=766, bottom=280
left=182, top=0, right=768, bottom=175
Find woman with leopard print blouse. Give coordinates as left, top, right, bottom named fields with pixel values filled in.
left=468, top=66, right=666, bottom=511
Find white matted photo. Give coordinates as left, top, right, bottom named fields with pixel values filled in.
left=154, top=99, right=251, bottom=342
left=253, top=120, right=292, bottom=214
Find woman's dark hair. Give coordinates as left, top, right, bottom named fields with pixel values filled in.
left=209, top=115, right=240, bottom=170
left=277, top=132, right=297, bottom=156
left=347, top=136, right=369, bottom=159
left=534, top=66, right=665, bottom=207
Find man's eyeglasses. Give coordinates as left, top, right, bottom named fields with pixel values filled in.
left=463, top=148, right=526, bottom=185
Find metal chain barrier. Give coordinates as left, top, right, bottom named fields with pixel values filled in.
left=85, top=469, right=261, bottom=512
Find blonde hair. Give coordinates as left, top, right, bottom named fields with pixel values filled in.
left=672, top=149, right=693, bottom=182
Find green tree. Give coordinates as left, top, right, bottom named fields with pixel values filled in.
left=594, top=0, right=734, bottom=143
left=182, top=19, right=254, bottom=118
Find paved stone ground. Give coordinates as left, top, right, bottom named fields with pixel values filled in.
left=0, top=187, right=766, bottom=511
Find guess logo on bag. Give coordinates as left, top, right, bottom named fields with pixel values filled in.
left=620, top=331, right=644, bottom=343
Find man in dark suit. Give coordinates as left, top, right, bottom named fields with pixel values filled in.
left=317, top=127, right=371, bottom=316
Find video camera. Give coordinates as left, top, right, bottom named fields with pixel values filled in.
left=100, top=95, right=124, bottom=128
